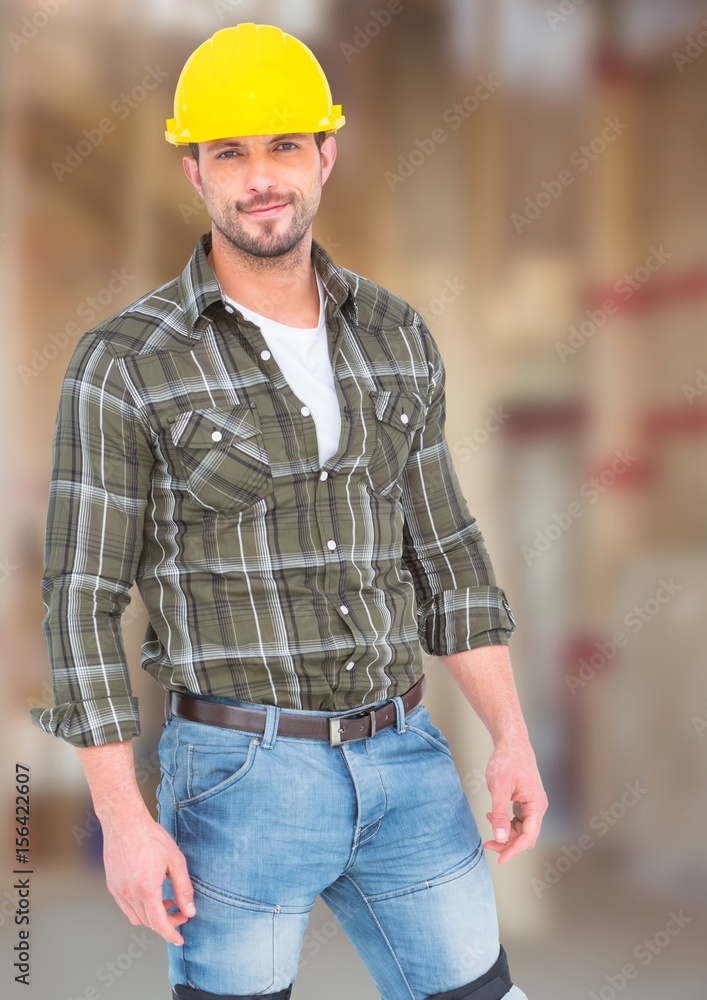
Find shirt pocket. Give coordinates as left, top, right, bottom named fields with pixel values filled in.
left=168, top=404, right=273, bottom=514
left=367, top=388, right=428, bottom=496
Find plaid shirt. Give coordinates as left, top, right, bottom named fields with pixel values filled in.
left=30, top=231, right=516, bottom=747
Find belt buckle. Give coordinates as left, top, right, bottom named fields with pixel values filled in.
left=328, top=705, right=377, bottom=746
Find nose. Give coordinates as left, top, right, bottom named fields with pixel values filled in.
left=242, top=150, right=280, bottom=198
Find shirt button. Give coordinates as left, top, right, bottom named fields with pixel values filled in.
left=340, top=604, right=349, bottom=615
left=319, top=470, right=329, bottom=481
left=211, top=430, right=223, bottom=442
left=345, top=661, right=354, bottom=671
left=301, top=406, right=310, bottom=416
left=224, top=304, right=234, bottom=314
left=260, top=349, right=271, bottom=360
left=400, top=413, right=409, bottom=424
left=327, top=539, right=336, bottom=550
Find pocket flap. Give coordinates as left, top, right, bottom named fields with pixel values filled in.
left=368, top=389, right=427, bottom=431
left=169, top=405, right=261, bottom=450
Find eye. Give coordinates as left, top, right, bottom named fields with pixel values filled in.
left=276, top=143, right=299, bottom=151
left=216, top=150, right=240, bottom=159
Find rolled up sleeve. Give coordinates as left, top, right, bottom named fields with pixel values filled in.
left=29, top=332, right=153, bottom=747
left=400, top=316, right=516, bottom=657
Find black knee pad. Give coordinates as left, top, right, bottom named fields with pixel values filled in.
left=424, top=942, right=513, bottom=1000
left=173, top=985, right=292, bottom=1000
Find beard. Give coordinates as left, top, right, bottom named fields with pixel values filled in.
left=205, top=184, right=320, bottom=262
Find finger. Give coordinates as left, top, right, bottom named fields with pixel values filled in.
left=144, top=893, right=185, bottom=946
left=114, top=896, right=143, bottom=926
left=483, top=821, right=523, bottom=853
left=498, top=829, right=535, bottom=864
left=487, top=780, right=513, bottom=844
left=169, top=855, right=196, bottom=919
left=514, top=801, right=543, bottom=848
left=496, top=803, right=543, bottom=863
left=125, top=896, right=153, bottom=933
left=126, top=886, right=178, bottom=943
left=162, top=898, right=191, bottom=928
left=485, top=812, right=510, bottom=845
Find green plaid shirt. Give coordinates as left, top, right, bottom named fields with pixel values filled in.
left=30, top=231, right=516, bottom=747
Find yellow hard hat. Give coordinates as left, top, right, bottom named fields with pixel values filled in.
left=165, top=23, right=345, bottom=145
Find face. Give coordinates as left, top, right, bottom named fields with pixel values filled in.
left=183, top=133, right=337, bottom=259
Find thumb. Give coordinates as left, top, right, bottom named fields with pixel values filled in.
left=169, top=853, right=196, bottom=916
left=487, top=778, right=513, bottom=843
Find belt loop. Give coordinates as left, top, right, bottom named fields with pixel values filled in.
left=261, top=705, right=280, bottom=749
left=392, top=695, right=407, bottom=733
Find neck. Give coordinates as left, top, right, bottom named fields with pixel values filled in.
left=207, top=227, right=320, bottom=327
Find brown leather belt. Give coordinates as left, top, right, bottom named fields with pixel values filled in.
left=169, top=674, right=426, bottom=746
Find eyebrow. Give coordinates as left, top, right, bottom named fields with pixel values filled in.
left=207, top=134, right=309, bottom=151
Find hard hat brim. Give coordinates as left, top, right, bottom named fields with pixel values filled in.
left=165, top=112, right=345, bottom=146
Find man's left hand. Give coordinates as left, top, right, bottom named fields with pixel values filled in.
left=482, top=737, right=548, bottom=864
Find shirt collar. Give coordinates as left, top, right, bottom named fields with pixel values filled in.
left=178, top=230, right=357, bottom=337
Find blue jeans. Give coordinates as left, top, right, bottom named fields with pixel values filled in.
left=156, top=689, right=528, bottom=999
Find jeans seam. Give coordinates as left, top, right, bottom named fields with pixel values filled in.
left=188, top=874, right=311, bottom=915
left=405, top=724, right=453, bottom=759
left=365, top=842, right=484, bottom=903
left=364, top=737, right=388, bottom=806
left=337, top=748, right=363, bottom=873
left=339, top=873, right=416, bottom=1000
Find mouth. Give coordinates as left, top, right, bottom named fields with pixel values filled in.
left=243, top=203, right=289, bottom=217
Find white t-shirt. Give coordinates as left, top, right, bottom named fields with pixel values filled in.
left=224, top=272, right=341, bottom=467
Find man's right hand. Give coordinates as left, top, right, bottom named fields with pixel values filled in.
left=101, top=810, right=196, bottom=946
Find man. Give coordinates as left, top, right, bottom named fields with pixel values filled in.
left=31, top=22, right=545, bottom=1000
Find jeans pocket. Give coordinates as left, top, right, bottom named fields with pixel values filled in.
left=175, top=734, right=261, bottom=810
left=405, top=706, right=454, bottom=758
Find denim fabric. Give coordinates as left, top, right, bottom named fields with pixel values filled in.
left=156, top=694, right=528, bottom=999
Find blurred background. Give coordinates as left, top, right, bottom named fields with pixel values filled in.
left=2, top=0, right=707, bottom=997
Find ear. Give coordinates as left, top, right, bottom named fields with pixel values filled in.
left=182, top=154, right=203, bottom=198
left=320, top=135, right=337, bottom=186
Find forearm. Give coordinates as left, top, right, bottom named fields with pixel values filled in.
left=76, top=740, right=195, bottom=945
left=437, top=643, right=528, bottom=746
left=75, top=740, right=151, bottom=827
